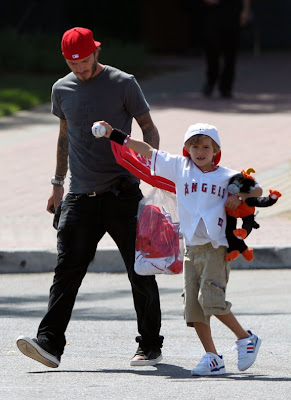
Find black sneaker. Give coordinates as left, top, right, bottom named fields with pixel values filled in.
left=130, top=336, right=163, bottom=366
left=16, top=336, right=60, bottom=368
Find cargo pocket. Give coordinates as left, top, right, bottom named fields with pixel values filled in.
left=198, top=279, right=227, bottom=314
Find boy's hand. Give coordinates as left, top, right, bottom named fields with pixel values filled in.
left=225, top=195, right=242, bottom=210
left=92, top=120, right=113, bottom=138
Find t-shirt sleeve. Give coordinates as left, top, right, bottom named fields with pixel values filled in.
left=151, top=150, right=184, bottom=182
left=124, top=76, right=150, bottom=117
left=51, top=83, right=65, bottom=120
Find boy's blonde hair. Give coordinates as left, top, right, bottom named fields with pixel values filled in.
left=185, top=134, right=220, bottom=154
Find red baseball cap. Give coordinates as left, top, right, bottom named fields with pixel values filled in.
left=61, top=27, right=101, bottom=60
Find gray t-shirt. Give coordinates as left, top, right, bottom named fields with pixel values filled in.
left=51, top=65, right=150, bottom=193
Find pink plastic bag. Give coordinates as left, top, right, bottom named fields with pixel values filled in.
left=135, top=188, right=184, bottom=275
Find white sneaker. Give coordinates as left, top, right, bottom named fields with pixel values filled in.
left=236, top=330, right=262, bottom=371
left=191, top=352, right=226, bottom=376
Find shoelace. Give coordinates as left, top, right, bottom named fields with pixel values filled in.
left=232, top=337, right=250, bottom=357
left=199, top=353, right=215, bottom=367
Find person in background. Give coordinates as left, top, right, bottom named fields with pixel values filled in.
left=202, top=0, right=251, bottom=98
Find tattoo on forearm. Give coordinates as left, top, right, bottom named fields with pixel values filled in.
left=135, top=113, right=160, bottom=149
left=56, top=121, right=69, bottom=176
left=143, top=125, right=160, bottom=149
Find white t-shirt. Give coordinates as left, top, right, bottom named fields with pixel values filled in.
left=151, top=150, right=238, bottom=248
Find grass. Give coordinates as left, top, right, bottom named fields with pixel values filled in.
left=0, top=74, right=60, bottom=117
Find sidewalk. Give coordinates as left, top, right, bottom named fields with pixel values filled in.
left=1, top=52, right=291, bottom=272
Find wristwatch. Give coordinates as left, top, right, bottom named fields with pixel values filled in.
left=51, top=177, right=65, bottom=186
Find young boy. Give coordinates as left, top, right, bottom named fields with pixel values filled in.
left=96, top=121, right=262, bottom=376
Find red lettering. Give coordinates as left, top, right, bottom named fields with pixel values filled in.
left=218, top=186, right=221, bottom=197
left=202, top=183, right=207, bottom=192
left=192, top=182, right=197, bottom=192
left=185, top=183, right=189, bottom=195
left=211, top=184, right=216, bottom=194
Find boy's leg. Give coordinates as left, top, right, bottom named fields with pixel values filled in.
left=184, top=245, right=226, bottom=375
left=193, top=322, right=217, bottom=354
left=215, top=312, right=261, bottom=371
left=215, top=312, right=249, bottom=339
left=191, top=322, right=226, bottom=376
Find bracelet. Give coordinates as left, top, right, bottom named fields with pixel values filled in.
left=110, top=129, right=128, bottom=145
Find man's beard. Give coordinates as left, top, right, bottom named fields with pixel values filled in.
left=84, top=56, right=98, bottom=80
left=90, top=58, right=98, bottom=78
left=76, top=56, right=98, bottom=81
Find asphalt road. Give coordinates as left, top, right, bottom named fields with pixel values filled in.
left=1, top=269, right=291, bottom=400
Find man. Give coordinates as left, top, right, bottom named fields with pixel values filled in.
left=201, top=0, right=251, bottom=98
left=16, top=27, right=163, bottom=368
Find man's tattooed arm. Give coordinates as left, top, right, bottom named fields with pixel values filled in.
left=135, top=112, right=160, bottom=149
left=55, top=119, right=69, bottom=177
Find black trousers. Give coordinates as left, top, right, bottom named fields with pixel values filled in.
left=203, top=6, right=240, bottom=94
left=37, top=185, right=161, bottom=356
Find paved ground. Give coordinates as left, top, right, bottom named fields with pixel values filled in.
left=1, top=270, right=291, bottom=399
left=0, top=52, right=291, bottom=272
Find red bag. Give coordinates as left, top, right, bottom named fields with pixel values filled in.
left=111, top=142, right=182, bottom=274
left=134, top=188, right=183, bottom=275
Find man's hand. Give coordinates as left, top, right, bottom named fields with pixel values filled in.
left=47, top=186, right=64, bottom=213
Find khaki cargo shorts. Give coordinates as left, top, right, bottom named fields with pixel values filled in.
left=183, top=243, right=232, bottom=326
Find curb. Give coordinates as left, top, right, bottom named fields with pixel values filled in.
left=0, top=246, right=291, bottom=273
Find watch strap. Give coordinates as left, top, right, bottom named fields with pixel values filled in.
left=51, top=177, right=65, bottom=186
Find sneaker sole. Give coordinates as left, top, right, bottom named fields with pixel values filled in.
left=191, top=367, right=226, bottom=376
left=16, top=336, right=60, bottom=368
left=238, top=336, right=262, bottom=371
left=130, top=354, right=163, bottom=366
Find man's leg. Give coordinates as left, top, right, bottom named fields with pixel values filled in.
left=104, top=187, right=162, bottom=365
left=219, top=26, right=239, bottom=97
left=17, top=194, right=104, bottom=366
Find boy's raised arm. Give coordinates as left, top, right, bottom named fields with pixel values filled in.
left=93, top=120, right=154, bottom=159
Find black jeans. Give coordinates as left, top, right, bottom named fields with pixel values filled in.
left=37, top=184, right=161, bottom=357
left=203, top=7, right=240, bottom=94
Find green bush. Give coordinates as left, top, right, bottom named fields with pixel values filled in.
left=0, top=29, right=149, bottom=75
left=0, top=30, right=151, bottom=116
left=0, top=30, right=65, bottom=74
left=0, top=88, right=39, bottom=116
